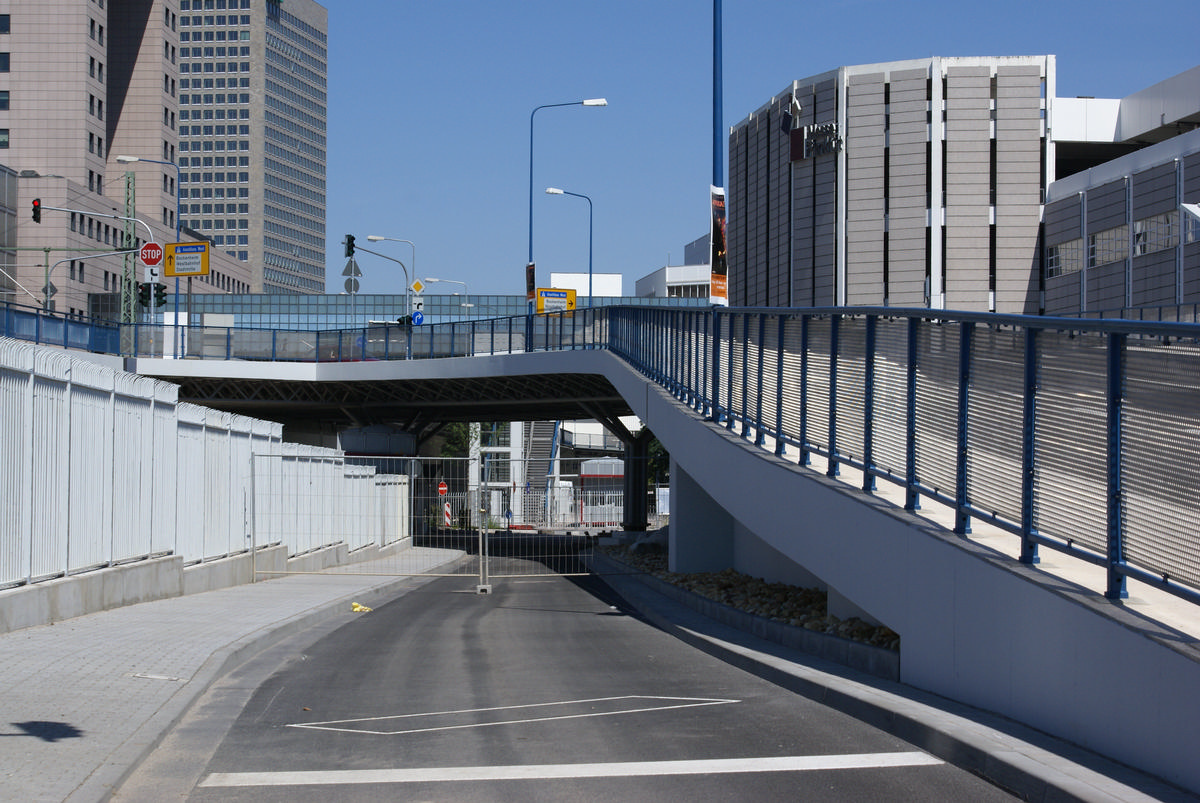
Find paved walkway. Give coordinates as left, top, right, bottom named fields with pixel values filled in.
left=0, top=549, right=462, bottom=803
left=0, top=547, right=1193, bottom=802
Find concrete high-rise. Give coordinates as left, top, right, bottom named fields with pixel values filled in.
left=0, top=0, right=327, bottom=316
left=177, top=0, right=327, bottom=293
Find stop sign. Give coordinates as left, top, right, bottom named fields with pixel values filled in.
left=139, top=242, right=163, bottom=267
left=437, top=481, right=448, bottom=496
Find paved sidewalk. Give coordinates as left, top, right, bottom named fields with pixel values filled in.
left=0, top=549, right=462, bottom=803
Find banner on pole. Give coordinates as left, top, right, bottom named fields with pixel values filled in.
left=709, top=186, right=728, bottom=305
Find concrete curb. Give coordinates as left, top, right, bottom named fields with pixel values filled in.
left=593, top=556, right=1194, bottom=803
left=591, top=551, right=899, bottom=681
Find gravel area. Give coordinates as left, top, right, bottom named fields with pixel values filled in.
left=599, top=544, right=900, bottom=652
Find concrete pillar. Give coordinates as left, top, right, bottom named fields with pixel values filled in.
left=668, top=457, right=734, bottom=573
left=622, top=430, right=651, bottom=531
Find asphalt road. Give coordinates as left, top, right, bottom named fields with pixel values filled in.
left=117, top=572, right=1015, bottom=802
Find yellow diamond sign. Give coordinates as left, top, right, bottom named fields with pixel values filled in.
left=410, top=279, right=425, bottom=294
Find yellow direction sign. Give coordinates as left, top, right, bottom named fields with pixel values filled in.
left=410, top=279, right=425, bottom=294
left=164, top=242, right=210, bottom=277
left=536, top=287, right=576, bottom=313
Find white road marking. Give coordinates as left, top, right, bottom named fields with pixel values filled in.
left=287, top=695, right=740, bottom=736
left=200, top=753, right=944, bottom=787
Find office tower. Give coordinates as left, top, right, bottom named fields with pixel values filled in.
left=177, top=0, right=327, bottom=293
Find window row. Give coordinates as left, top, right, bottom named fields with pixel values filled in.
left=181, top=14, right=251, bottom=27
left=183, top=77, right=249, bottom=89
left=1048, top=210, right=1189, bottom=278
left=89, top=18, right=105, bottom=45
left=186, top=187, right=250, bottom=199
left=180, top=61, right=249, bottom=74
left=182, top=109, right=251, bottom=122
left=187, top=218, right=246, bottom=230
left=181, top=171, right=251, bottom=183
left=181, top=93, right=252, bottom=105
left=181, top=139, right=250, bottom=153
left=183, top=45, right=250, bottom=58
left=181, top=0, right=252, bottom=11
left=183, top=155, right=249, bottom=167
left=186, top=202, right=249, bottom=214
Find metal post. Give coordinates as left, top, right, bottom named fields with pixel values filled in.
left=799, top=315, right=810, bottom=466
left=905, top=317, right=920, bottom=510
left=1106, top=332, right=1128, bottom=599
left=710, top=307, right=722, bottom=423
left=954, top=321, right=973, bottom=534
left=755, top=314, right=766, bottom=446
left=775, top=314, right=786, bottom=456
left=862, top=315, right=876, bottom=492
left=827, top=314, right=840, bottom=477
left=1019, top=327, right=1040, bottom=564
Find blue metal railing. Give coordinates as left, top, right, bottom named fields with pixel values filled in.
left=4, top=298, right=1199, bottom=607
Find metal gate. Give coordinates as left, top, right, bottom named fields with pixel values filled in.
left=248, top=454, right=600, bottom=588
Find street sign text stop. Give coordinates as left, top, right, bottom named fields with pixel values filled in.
left=140, top=242, right=163, bottom=267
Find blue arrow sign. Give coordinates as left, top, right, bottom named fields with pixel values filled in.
left=411, top=310, right=424, bottom=326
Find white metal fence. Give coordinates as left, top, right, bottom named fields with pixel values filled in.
left=0, top=337, right=372, bottom=588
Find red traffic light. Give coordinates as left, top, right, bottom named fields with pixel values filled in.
left=31, top=198, right=41, bottom=223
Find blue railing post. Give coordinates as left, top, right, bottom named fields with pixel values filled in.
left=710, top=307, right=722, bottom=423
left=827, top=313, right=840, bottom=476
left=905, top=316, right=920, bottom=510
left=799, top=315, right=810, bottom=466
left=775, top=313, right=786, bottom=457
left=1020, top=327, right=1040, bottom=564
left=739, top=313, right=750, bottom=436
left=755, top=314, right=766, bottom=446
left=1106, top=331, right=1129, bottom=600
left=862, top=315, right=876, bottom=492
left=954, top=321, right=974, bottom=535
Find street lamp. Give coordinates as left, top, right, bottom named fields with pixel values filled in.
left=527, top=98, right=606, bottom=302
left=425, top=277, right=472, bottom=317
left=545, top=187, right=594, bottom=307
left=365, top=235, right=415, bottom=315
left=115, top=155, right=181, bottom=241
left=117, top=154, right=183, bottom=338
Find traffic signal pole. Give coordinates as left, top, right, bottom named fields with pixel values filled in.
left=31, top=195, right=155, bottom=326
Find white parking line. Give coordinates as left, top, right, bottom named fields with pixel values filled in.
left=200, top=752, right=944, bottom=787
left=286, top=695, right=740, bottom=736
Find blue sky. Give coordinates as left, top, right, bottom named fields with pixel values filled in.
left=324, top=0, right=1198, bottom=297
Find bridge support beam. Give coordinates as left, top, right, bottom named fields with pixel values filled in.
left=621, top=429, right=652, bottom=531
left=668, top=458, right=734, bottom=573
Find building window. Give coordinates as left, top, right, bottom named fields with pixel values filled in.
left=0, top=129, right=8, bottom=149
left=0, top=52, right=9, bottom=72
left=1087, top=225, right=1127, bottom=268
left=0, top=90, right=7, bottom=110
left=0, top=15, right=10, bottom=34
left=1132, top=211, right=1178, bottom=256
left=1046, top=238, right=1083, bottom=278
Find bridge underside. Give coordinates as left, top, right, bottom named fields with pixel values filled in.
left=169, top=371, right=635, bottom=438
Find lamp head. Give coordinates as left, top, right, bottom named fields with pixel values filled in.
left=115, top=155, right=139, bottom=163
left=366, top=235, right=385, bottom=241
left=582, top=98, right=607, bottom=106
left=545, top=188, right=564, bottom=195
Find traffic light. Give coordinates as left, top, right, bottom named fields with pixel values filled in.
left=154, top=282, right=167, bottom=308
left=344, top=234, right=355, bottom=258
left=31, top=198, right=41, bottom=223
left=137, top=282, right=151, bottom=308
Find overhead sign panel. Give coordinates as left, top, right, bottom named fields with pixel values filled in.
left=536, top=288, right=576, bottom=313
left=164, top=242, right=210, bottom=277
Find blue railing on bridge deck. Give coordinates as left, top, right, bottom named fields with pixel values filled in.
left=4, top=298, right=1199, bottom=609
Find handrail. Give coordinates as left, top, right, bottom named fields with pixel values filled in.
left=4, top=297, right=1199, bottom=607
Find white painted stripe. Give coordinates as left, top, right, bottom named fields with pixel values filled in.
left=288, top=695, right=740, bottom=736
left=200, top=753, right=943, bottom=787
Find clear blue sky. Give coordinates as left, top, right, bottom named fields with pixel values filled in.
left=324, top=0, right=1198, bottom=297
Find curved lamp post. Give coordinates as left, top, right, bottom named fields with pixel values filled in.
left=527, top=98, right=606, bottom=306
left=366, top=235, right=415, bottom=315
left=545, top=187, right=593, bottom=307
